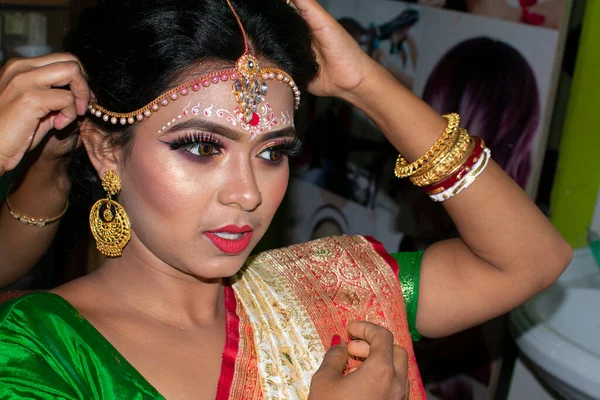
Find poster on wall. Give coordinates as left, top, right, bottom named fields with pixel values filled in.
left=288, top=0, right=570, bottom=252
left=312, top=0, right=567, bottom=195
left=395, top=0, right=567, bottom=30
left=412, top=6, right=561, bottom=195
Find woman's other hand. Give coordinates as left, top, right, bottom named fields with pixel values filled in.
left=289, top=0, right=379, bottom=99
left=309, top=321, right=409, bottom=400
left=0, top=53, right=90, bottom=175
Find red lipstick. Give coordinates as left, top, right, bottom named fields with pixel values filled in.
left=205, top=225, right=253, bottom=255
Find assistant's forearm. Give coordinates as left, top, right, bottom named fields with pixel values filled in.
left=0, top=159, right=69, bottom=287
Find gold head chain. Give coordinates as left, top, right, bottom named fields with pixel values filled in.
left=87, top=0, right=301, bottom=128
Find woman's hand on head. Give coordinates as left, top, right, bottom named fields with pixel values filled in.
left=0, top=53, right=90, bottom=175
left=289, top=0, right=379, bottom=99
left=309, top=321, right=409, bottom=400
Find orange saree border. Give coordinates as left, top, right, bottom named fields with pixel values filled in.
left=258, top=235, right=426, bottom=399
left=228, top=292, right=263, bottom=400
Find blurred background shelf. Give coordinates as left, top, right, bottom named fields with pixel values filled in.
left=0, top=0, right=73, bottom=64
left=0, top=0, right=70, bottom=7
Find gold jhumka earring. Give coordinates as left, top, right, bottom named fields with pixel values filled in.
left=89, top=171, right=131, bottom=257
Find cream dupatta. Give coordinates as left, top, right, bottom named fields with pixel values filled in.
left=227, top=235, right=426, bottom=399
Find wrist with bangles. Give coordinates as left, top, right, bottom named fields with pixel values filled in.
left=394, top=113, right=491, bottom=202
left=4, top=184, right=69, bottom=228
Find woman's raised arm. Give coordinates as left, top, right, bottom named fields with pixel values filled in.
left=292, top=0, right=572, bottom=338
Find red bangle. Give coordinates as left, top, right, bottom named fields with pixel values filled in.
left=424, top=137, right=485, bottom=195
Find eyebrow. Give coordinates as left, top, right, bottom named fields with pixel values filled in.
left=161, top=119, right=296, bottom=142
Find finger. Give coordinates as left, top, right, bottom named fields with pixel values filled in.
left=18, top=88, right=78, bottom=134
left=0, top=53, right=84, bottom=87
left=10, top=62, right=90, bottom=116
left=347, top=340, right=370, bottom=359
left=289, top=0, right=339, bottom=32
left=0, top=88, right=73, bottom=159
left=347, top=321, right=394, bottom=365
left=312, top=337, right=349, bottom=381
left=392, top=345, right=409, bottom=377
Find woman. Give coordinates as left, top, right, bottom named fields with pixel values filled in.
left=0, top=0, right=571, bottom=399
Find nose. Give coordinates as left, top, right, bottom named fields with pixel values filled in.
left=217, top=161, right=263, bottom=212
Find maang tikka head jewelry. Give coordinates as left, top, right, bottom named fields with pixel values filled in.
left=87, top=0, right=301, bottom=128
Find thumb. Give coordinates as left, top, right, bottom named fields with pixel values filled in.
left=316, top=336, right=349, bottom=379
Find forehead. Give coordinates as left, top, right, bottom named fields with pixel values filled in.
left=139, top=70, right=296, bottom=138
left=164, top=72, right=296, bottom=111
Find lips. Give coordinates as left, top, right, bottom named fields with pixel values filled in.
left=205, top=225, right=253, bottom=255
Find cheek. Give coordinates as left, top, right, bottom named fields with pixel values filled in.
left=120, top=140, right=206, bottom=221
left=260, top=163, right=289, bottom=211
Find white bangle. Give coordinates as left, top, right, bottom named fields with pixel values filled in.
left=429, top=148, right=491, bottom=203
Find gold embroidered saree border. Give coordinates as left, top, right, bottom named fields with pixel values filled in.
left=232, top=261, right=324, bottom=400
left=258, top=236, right=426, bottom=399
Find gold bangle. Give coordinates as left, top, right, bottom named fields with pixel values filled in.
left=410, top=128, right=473, bottom=187
left=5, top=185, right=69, bottom=228
left=394, top=113, right=460, bottom=178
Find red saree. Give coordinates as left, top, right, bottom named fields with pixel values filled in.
left=223, top=235, right=426, bottom=399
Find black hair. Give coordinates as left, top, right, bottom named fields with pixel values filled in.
left=65, top=0, right=319, bottom=201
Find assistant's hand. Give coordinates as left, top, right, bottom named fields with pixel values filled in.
left=0, top=53, right=90, bottom=175
left=308, top=321, right=409, bottom=400
left=289, top=0, right=379, bottom=99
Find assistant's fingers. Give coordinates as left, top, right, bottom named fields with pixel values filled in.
left=312, top=338, right=349, bottom=382
left=16, top=62, right=90, bottom=116
left=22, top=88, right=78, bottom=135
left=347, top=321, right=394, bottom=365
left=0, top=53, right=83, bottom=87
left=346, top=340, right=370, bottom=359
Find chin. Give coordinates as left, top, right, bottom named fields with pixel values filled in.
left=189, top=255, right=249, bottom=280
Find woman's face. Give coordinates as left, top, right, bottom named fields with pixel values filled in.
left=113, top=67, right=296, bottom=280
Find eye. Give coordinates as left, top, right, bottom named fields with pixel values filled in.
left=164, top=133, right=223, bottom=158
left=257, top=147, right=284, bottom=162
left=187, top=143, right=220, bottom=157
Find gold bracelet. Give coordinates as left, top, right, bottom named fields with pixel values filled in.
left=5, top=185, right=69, bottom=228
left=409, top=123, right=462, bottom=178
left=394, top=113, right=460, bottom=178
left=410, top=128, right=473, bottom=187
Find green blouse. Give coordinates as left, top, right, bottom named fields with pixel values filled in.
left=0, top=292, right=163, bottom=398
left=0, top=251, right=423, bottom=398
left=394, top=251, right=424, bottom=342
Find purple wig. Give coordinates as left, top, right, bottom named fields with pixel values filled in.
left=422, top=37, right=540, bottom=188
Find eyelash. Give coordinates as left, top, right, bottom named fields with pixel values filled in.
left=167, top=132, right=302, bottom=162
left=167, top=133, right=223, bottom=156
left=258, top=137, right=303, bottom=162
